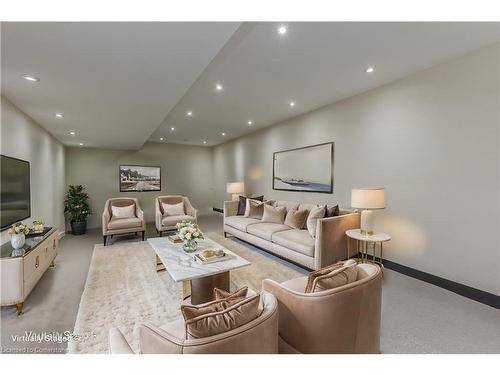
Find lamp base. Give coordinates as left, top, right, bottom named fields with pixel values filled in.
left=360, top=209, right=375, bottom=235
left=231, top=194, right=240, bottom=201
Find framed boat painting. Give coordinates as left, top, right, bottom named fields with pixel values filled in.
left=273, top=142, right=334, bottom=193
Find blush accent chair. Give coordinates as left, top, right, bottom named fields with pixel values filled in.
left=108, top=291, right=278, bottom=354
left=262, top=263, right=383, bottom=354
left=102, top=198, right=146, bottom=246
left=155, top=195, right=198, bottom=236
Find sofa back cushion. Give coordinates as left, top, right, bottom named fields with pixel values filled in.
left=284, top=207, right=309, bottom=229
left=237, top=195, right=263, bottom=216
left=244, top=199, right=265, bottom=219
left=261, top=204, right=286, bottom=224
left=325, top=204, right=340, bottom=217
left=274, top=200, right=300, bottom=212
left=306, top=205, right=326, bottom=237
left=109, top=198, right=135, bottom=216
left=181, top=294, right=260, bottom=339
left=158, top=196, right=183, bottom=214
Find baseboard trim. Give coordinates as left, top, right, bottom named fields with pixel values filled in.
left=213, top=207, right=223, bottom=213
left=58, top=230, right=66, bottom=239
left=356, top=253, right=499, bottom=310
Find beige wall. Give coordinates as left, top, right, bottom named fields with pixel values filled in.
left=65, top=142, right=214, bottom=229
left=0, top=96, right=66, bottom=243
left=213, top=44, right=500, bottom=294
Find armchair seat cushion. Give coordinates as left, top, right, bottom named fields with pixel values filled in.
left=108, top=216, right=142, bottom=230
left=247, top=223, right=291, bottom=241
left=224, top=216, right=260, bottom=232
left=272, top=229, right=315, bottom=257
left=161, top=215, right=196, bottom=227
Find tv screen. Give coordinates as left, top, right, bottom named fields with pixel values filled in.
left=1, top=155, right=31, bottom=230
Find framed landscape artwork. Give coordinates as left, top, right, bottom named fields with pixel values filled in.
left=119, top=165, right=161, bottom=192
left=273, top=142, right=334, bottom=193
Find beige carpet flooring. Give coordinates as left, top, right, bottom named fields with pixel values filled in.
left=1, top=214, right=499, bottom=354
left=68, top=233, right=302, bottom=353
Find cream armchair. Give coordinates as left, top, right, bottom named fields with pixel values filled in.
left=102, top=198, right=146, bottom=246
left=109, top=291, right=278, bottom=354
left=262, top=263, right=382, bottom=354
left=155, top=195, right=198, bottom=236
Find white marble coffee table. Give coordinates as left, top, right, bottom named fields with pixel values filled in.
left=147, top=237, right=251, bottom=304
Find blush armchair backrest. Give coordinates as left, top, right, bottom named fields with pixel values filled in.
left=262, top=263, right=382, bottom=354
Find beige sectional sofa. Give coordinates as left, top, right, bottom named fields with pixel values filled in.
left=223, top=200, right=360, bottom=270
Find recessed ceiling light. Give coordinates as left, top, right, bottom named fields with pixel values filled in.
left=22, top=74, right=39, bottom=82
left=289, top=101, right=295, bottom=107
left=79, top=143, right=84, bottom=146
left=55, top=113, right=63, bottom=118
left=247, top=120, right=253, bottom=125
left=366, top=66, right=375, bottom=73
left=221, top=132, right=226, bottom=136
left=278, top=25, right=287, bottom=35
left=186, top=111, right=193, bottom=116
left=170, top=127, right=175, bottom=131
left=215, top=84, right=223, bottom=91
left=69, top=131, right=76, bottom=136
left=203, top=140, right=207, bottom=144
left=160, top=137, right=164, bottom=141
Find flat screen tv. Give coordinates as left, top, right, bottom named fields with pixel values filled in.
left=1, top=155, right=31, bottom=230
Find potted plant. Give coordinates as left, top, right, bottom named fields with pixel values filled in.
left=64, top=185, right=92, bottom=235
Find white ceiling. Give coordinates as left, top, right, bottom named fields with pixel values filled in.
left=2, top=22, right=499, bottom=149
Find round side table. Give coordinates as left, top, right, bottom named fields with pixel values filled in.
left=345, top=229, right=391, bottom=266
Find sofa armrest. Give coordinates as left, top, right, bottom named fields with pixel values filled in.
left=184, top=198, right=197, bottom=219
left=109, top=327, right=135, bottom=354
left=223, top=200, right=239, bottom=217
left=102, top=207, right=111, bottom=235
left=314, top=213, right=360, bottom=269
left=155, top=199, right=162, bottom=230
left=139, top=323, right=185, bottom=354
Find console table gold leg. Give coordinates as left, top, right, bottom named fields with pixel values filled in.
left=182, top=280, right=191, bottom=300
left=50, top=260, right=55, bottom=268
left=16, top=302, right=24, bottom=316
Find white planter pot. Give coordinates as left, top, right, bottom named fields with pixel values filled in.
left=11, top=233, right=26, bottom=250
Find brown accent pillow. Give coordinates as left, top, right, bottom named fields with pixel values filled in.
left=304, top=259, right=357, bottom=293
left=261, top=204, right=287, bottom=224
left=181, top=294, right=260, bottom=339
left=237, top=195, right=263, bottom=216
left=244, top=199, right=265, bottom=219
left=284, top=208, right=309, bottom=229
left=213, top=286, right=248, bottom=300
left=325, top=204, right=340, bottom=217
left=306, top=205, right=326, bottom=237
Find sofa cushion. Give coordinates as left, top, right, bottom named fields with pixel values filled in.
left=274, top=200, right=300, bottom=212
left=284, top=208, right=309, bottom=229
left=244, top=199, right=265, bottom=219
left=247, top=223, right=291, bottom=241
left=108, top=216, right=142, bottom=230
left=305, top=259, right=358, bottom=293
left=181, top=294, right=260, bottom=339
left=325, top=204, right=340, bottom=217
left=225, top=216, right=260, bottom=232
left=214, top=286, right=248, bottom=300
left=111, top=204, right=135, bottom=219
left=306, top=205, right=326, bottom=237
left=162, top=215, right=195, bottom=227
left=237, top=195, right=263, bottom=216
left=272, top=229, right=315, bottom=256
left=162, top=202, right=185, bottom=216
left=261, top=204, right=286, bottom=224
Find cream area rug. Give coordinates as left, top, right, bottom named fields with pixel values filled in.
left=68, top=233, right=304, bottom=354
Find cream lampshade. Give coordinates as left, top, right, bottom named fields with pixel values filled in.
left=351, top=187, right=386, bottom=235
left=226, top=182, right=245, bottom=201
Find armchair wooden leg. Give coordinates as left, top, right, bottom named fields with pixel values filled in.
left=103, top=235, right=107, bottom=246
left=16, top=302, right=24, bottom=316
left=142, top=231, right=145, bottom=241
left=223, top=232, right=227, bottom=238
left=159, top=231, right=162, bottom=237
left=134, top=232, right=137, bottom=236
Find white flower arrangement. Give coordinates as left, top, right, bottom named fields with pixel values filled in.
left=176, top=221, right=204, bottom=242
left=8, top=223, right=30, bottom=235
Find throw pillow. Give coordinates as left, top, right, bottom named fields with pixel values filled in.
left=306, top=205, right=326, bottom=237
left=162, top=202, right=185, bottom=216
left=213, top=286, right=248, bottom=300
left=111, top=204, right=135, bottom=219
left=305, top=259, right=358, bottom=293
left=284, top=208, right=309, bottom=229
left=181, top=294, right=260, bottom=339
left=261, top=204, right=287, bottom=224
left=237, top=195, right=263, bottom=216
left=325, top=204, right=340, bottom=217
left=244, top=199, right=265, bottom=219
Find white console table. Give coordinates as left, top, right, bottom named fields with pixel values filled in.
left=0, top=227, right=59, bottom=315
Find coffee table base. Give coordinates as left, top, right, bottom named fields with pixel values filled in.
left=183, top=271, right=230, bottom=305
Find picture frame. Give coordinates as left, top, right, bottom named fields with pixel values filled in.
left=272, top=142, right=334, bottom=193
left=119, top=165, right=161, bottom=192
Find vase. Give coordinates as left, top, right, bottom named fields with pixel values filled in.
left=11, top=233, right=26, bottom=250
left=183, top=239, right=198, bottom=253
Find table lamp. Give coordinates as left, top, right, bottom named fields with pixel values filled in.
left=351, top=187, right=386, bottom=235
left=226, top=182, right=245, bottom=201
